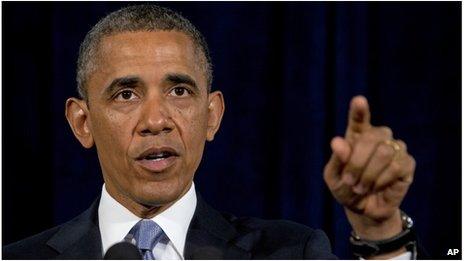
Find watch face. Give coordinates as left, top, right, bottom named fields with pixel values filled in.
left=401, top=212, right=414, bottom=229
left=405, top=216, right=414, bottom=228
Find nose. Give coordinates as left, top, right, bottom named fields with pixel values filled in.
left=136, top=94, right=174, bottom=136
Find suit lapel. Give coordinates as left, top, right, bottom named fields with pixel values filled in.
left=46, top=199, right=103, bottom=259
left=184, top=194, right=257, bottom=259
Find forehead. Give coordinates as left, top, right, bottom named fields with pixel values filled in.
left=88, top=31, right=206, bottom=90
left=99, top=30, right=197, bottom=59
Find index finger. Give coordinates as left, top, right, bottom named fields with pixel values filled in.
left=345, top=95, right=371, bottom=137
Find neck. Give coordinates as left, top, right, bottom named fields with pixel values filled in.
left=104, top=182, right=192, bottom=219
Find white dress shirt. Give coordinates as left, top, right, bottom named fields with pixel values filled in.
left=98, top=183, right=197, bottom=260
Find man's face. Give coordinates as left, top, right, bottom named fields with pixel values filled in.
left=67, top=31, right=223, bottom=215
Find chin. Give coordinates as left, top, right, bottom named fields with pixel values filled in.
left=133, top=179, right=191, bottom=207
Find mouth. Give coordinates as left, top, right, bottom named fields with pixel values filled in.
left=135, top=147, right=179, bottom=173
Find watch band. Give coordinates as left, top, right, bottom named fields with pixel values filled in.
left=349, top=211, right=417, bottom=258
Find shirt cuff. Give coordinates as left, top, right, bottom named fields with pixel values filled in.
left=360, top=251, right=412, bottom=260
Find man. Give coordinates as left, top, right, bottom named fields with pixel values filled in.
left=3, top=5, right=417, bottom=259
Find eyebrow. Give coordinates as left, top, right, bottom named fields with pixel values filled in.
left=163, top=73, right=199, bottom=93
left=103, top=76, right=143, bottom=96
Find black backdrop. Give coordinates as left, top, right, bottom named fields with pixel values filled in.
left=3, top=2, right=461, bottom=259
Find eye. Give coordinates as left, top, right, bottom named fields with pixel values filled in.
left=115, top=90, right=138, bottom=101
left=169, top=87, right=191, bottom=97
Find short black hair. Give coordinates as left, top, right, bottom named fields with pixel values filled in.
left=76, top=4, right=213, bottom=100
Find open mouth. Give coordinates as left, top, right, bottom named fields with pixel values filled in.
left=136, top=148, right=179, bottom=172
left=143, top=151, right=175, bottom=161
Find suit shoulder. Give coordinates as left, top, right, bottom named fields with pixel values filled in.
left=233, top=215, right=316, bottom=238
left=221, top=213, right=336, bottom=259
left=3, top=225, right=62, bottom=259
left=3, top=199, right=100, bottom=259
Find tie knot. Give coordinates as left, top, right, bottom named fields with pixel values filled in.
left=126, top=219, right=164, bottom=251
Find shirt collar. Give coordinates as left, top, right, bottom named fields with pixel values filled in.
left=98, top=182, right=197, bottom=258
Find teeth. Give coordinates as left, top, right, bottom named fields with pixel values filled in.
left=145, top=152, right=171, bottom=160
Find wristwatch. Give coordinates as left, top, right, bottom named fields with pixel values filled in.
left=349, top=211, right=417, bottom=258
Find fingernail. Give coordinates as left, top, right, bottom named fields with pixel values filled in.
left=342, top=173, right=355, bottom=185
left=353, top=184, right=366, bottom=195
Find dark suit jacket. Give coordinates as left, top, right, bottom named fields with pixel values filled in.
left=3, top=195, right=337, bottom=259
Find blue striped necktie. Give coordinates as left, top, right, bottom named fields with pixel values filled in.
left=124, top=219, right=164, bottom=260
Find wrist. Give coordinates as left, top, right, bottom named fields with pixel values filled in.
left=346, top=208, right=402, bottom=240
left=349, top=210, right=417, bottom=259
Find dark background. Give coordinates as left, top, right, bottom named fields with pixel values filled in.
left=3, top=2, right=461, bottom=259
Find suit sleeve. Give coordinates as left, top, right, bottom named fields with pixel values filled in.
left=303, top=229, right=338, bottom=259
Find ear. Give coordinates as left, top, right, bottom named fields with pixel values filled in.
left=65, top=98, right=94, bottom=148
left=206, top=91, right=225, bottom=141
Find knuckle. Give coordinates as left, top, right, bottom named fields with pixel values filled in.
left=390, top=161, right=402, bottom=174
left=401, top=172, right=414, bottom=185
left=374, top=176, right=389, bottom=188
left=409, top=156, right=416, bottom=168
left=379, top=126, right=393, bottom=138
left=347, top=159, right=364, bottom=174
left=407, top=156, right=416, bottom=173
left=407, top=172, right=415, bottom=183
left=323, top=169, right=332, bottom=184
left=377, top=143, right=394, bottom=160
left=323, top=169, right=329, bottom=180
left=323, top=164, right=330, bottom=176
left=396, top=139, right=407, bottom=151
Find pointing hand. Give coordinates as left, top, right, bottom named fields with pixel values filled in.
left=324, top=96, right=415, bottom=244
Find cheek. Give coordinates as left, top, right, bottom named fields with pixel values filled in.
left=171, top=102, right=209, bottom=154
left=91, top=109, right=135, bottom=155
left=177, top=105, right=208, bottom=134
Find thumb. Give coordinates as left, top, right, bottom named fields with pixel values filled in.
left=324, top=137, right=351, bottom=188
